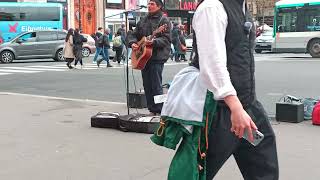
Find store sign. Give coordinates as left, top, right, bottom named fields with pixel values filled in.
left=165, top=0, right=198, bottom=11
left=47, top=0, right=67, bottom=2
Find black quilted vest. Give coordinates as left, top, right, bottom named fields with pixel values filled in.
left=191, top=0, right=256, bottom=107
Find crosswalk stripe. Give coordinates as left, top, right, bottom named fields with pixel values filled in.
left=0, top=72, right=12, bottom=75
left=0, top=69, right=41, bottom=73
left=1, top=67, right=66, bottom=72
left=29, top=65, right=69, bottom=69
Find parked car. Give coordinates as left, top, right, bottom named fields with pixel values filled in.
left=255, top=30, right=274, bottom=53
left=185, top=33, right=193, bottom=51
left=0, top=30, right=96, bottom=63
left=81, top=33, right=96, bottom=57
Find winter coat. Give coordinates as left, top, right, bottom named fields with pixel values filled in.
left=151, top=66, right=218, bottom=180
left=127, top=10, right=171, bottom=64
left=63, top=35, right=74, bottom=59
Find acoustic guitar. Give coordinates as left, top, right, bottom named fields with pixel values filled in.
left=131, top=24, right=168, bottom=70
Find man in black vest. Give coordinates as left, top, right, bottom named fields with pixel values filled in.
left=191, top=0, right=279, bottom=179
left=127, top=0, right=171, bottom=115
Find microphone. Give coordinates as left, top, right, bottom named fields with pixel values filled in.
left=137, top=5, right=147, bottom=8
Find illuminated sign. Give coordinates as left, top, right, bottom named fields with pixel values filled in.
left=165, top=0, right=198, bottom=11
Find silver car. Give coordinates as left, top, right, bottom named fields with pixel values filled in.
left=0, top=30, right=66, bottom=63
left=0, top=30, right=96, bottom=63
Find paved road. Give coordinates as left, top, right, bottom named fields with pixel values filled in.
left=1, top=53, right=320, bottom=116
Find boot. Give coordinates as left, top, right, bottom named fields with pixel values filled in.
left=107, top=62, right=113, bottom=68
left=97, top=59, right=101, bottom=68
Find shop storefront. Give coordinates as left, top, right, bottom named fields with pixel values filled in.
left=164, top=0, right=198, bottom=34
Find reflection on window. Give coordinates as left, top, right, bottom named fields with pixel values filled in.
left=304, top=8, right=320, bottom=31
left=19, top=32, right=36, bottom=42
left=277, top=10, right=297, bottom=32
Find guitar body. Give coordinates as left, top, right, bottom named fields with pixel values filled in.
left=131, top=37, right=153, bottom=70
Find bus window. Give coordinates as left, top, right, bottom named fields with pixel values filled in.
left=0, top=7, right=20, bottom=21
left=304, top=7, right=320, bottom=31
left=277, top=8, right=298, bottom=32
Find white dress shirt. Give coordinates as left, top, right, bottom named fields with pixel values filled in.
left=193, top=0, right=246, bottom=100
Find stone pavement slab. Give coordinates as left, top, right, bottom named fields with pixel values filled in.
left=0, top=93, right=319, bottom=180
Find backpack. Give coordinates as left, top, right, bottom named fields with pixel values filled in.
left=312, top=101, right=320, bottom=126
left=113, top=36, right=122, bottom=47
left=303, top=98, right=318, bottom=120
left=97, top=35, right=104, bottom=47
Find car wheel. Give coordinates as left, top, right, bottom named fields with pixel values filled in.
left=308, top=39, right=320, bottom=58
left=0, top=50, right=14, bottom=63
left=54, top=49, right=64, bottom=61
left=255, top=49, right=262, bottom=53
left=82, top=47, right=91, bottom=57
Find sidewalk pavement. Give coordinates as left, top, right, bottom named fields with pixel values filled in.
left=0, top=93, right=319, bottom=180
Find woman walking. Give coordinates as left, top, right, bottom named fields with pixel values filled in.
left=63, top=28, right=75, bottom=69
left=73, top=29, right=87, bottom=68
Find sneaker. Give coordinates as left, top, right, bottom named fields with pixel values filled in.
left=107, top=63, right=113, bottom=68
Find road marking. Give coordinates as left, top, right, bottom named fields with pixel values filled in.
left=0, top=69, right=41, bottom=73
left=0, top=72, right=12, bottom=75
left=1, top=67, right=65, bottom=71
left=0, top=92, right=126, bottom=105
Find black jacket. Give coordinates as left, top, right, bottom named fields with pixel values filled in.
left=127, top=11, right=171, bottom=64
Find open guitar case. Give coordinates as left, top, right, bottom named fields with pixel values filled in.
left=91, top=112, right=160, bottom=134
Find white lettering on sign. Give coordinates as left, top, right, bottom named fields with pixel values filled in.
left=21, top=26, right=54, bottom=32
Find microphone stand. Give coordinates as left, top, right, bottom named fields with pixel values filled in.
left=104, top=6, right=146, bottom=115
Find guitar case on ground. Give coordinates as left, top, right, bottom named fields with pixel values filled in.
left=91, top=112, right=120, bottom=129
left=119, top=114, right=160, bottom=134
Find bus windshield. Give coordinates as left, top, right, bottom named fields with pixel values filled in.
left=0, top=2, right=63, bottom=42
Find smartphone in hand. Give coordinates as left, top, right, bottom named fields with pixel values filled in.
left=242, top=129, right=264, bottom=146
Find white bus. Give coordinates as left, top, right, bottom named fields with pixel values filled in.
left=273, top=0, right=320, bottom=57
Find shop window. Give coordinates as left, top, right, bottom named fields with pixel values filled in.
left=106, top=0, right=124, bottom=9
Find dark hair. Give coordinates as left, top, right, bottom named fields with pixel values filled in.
left=74, top=28, right=80, bottom=37
left=98, top=27, right=103, bottom=31
left=65, top=28, right=74, bottom=42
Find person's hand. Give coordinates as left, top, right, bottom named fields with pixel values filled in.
left=224, top=95, right=258, bottom=142
left=132, top=43, right=139, bottom=50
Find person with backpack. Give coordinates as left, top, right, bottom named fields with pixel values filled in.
left=113, top=32, right=124, bottom=64
left=96, top=29, right=112, bottom=68
left=92, top=27, right=105, bottom=63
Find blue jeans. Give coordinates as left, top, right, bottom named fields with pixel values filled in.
left=93, top=47, right=109, bottom=63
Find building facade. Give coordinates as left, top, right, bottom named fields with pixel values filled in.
left=247, top=0, right=280, bottom=26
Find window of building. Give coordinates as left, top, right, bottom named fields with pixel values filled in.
left=106, top=0, right=124, bottom=9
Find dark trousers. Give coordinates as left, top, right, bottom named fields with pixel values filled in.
left=66, top=58, right=74, bottom=67
left=115, top=47, right=123, bottom=63
left=206, top=100, right=279, bottom=180
left=74, top=49, right=83, bottom=66
left=141, top=63, right=164, bottom=114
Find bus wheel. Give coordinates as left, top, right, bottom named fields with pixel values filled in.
left=0, top=50, right=14, bottom=63
left=54, top=49, right=64, bottom=61
left=308, top=39, right=320, bottom=58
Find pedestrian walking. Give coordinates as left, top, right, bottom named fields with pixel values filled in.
left=96, top=29, right=112, bottom=68
left=113, top=32, right=125, bottom=64
left=73, top=29, right=87, bottom=69
left=63, top=28, right=75, bottom=69
left=92, top=27, right=104, bottom=63
left=191, top=0, right=279, bottom=179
